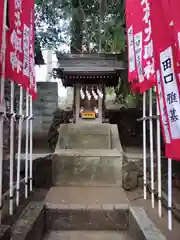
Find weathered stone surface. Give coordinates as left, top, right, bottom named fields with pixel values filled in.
left=111, top=124, right=123, bottom=153
left=60, top=123, right=111, bottom=135
left=67, top=133, right=111, bottom=149
left=43, top=231, right=132, bottom=240
left=45, top=203, right=129, bottom=231
left=57, top=123, right=111, bottom=149
left=22, top=82, right=58, bottom=150
left=129, top=207, right=167, bottom=240
left=45, top=186, right=129, bottom=205
left=0, top=225, right=10, bottom=240
left=52, top=151, right=121, bottom=187
left=53, top=123, right=123, bottom=187
left=11, top=202, right=45, bottom=240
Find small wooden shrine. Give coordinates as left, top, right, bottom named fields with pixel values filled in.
left=53, top=53, right=126, bottom=122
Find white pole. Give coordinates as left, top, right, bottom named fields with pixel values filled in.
left=25, top=91, right=29, bottom=198
left=16, top=86, right=23, bottom=206
left=29, top=95, right=33, bottom=192
left=156, top=99, right=162, bottom=218
left=149, top=88, right=155, bottom=208
left=0, top=0, right=8, bottom=223
left=9, top=81, right=15, bottom=215
left=143, top=92, right=147, bottom=200
left=46, top=50, right=52, bottom=82
left=168, top=158, right=172, bottom=230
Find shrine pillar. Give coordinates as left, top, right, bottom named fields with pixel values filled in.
left=74, top=84, right=80, bottom=123
left=98, top=84, right=103, bottom=122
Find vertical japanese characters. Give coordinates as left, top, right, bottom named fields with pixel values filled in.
left=29, top=8, right=36, bottom=99
left=126, top=0, right=180, bottom=159
left=156, top=69, right=170, bottom=145
left=160, top=47, right=180, bottom=139
left=141, top=0, right=155, bottom=86
left=5, top=0, right=36, bottom=99
left=126, top=0, right=156, bottom=93
left=10, top=0, right=23, bottom=74
left=127, top=26, right=136, bottom=76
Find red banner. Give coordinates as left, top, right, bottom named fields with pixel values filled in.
left=0, top=1, right=4, bottom=76
left=6, top=0, right=37, bottom=100
left=151, top=0, right=180, bottom=160
left=125, top=0, right=156, bottom=93
left=25, top=0, right=37, bottom=100
left=133, top=0, right=156, bottom=93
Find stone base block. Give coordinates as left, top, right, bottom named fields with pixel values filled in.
left=52, top=150, right=122, bottom=187
left=64, top=133, right=111, bottom=149
left=56, top=123, right=111, bottom=150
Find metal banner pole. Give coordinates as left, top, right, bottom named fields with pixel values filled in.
left=25, top=91, right=29, bottom=198
left=168, top=158, right=172, bottom=230
left=29, top=95, right=33, bottom=191
left=143, top=92, right=147, bottom=200
left=9, top=81, right=15, bottom=215
left=0, top=0, right=8, bottom=222
left=149, top=88, right=155, bottom=208
left=156, top=99, right=162, bottom=218
left=16, top=86, right=23, bottom=206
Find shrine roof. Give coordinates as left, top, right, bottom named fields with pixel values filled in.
left=54, top=53, right=126, bottom=73
left=53, top=53, right=127, bottom=87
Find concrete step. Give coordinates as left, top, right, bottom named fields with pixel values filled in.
left=9, top=188, right=166, bottom=240
left=43, top=231, right=132, bottom=240
left=45, top=187, right=128, bottom=231
left=45, top=186, right=129, bottom=232
left=45, top=187, right=129, bottom=232
left=44, top=187, right=166, bottom=239
left=52, top=149, right=122, bottom=187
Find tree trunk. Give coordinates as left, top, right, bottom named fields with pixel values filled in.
left=70, top=0, right=83, bottom=53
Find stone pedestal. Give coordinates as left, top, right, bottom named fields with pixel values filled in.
left=56, top=123, right=111, bottom=150
left=53, top=123, right=123, bottom=187
left=52, top=149, right=122, bottom=187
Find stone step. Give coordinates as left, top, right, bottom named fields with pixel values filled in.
left=66, top=133, right=111, bottom=149
left=52, top=150, right=122, bottom=187
left=43, top=231, right=132, bottom=240
left=65, top=123, right=111, bottom=135
left=57, top=123, right=111, bottom=149
left=9, top=189, right=166, bottom=240
left=45, top=186, right=129, bottom=232
left=45, top=202, right=129, bottom=232
left=9, top=198, right=167, bottom=240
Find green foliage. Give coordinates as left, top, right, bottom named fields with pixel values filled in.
left=35, top=0, right=141, bottom=107
left=35, top=0, right=126, bottom=54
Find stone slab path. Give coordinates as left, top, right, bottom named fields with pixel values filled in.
left=45, top=186, right=129, bottom=205
left=45, top=187, right=130, bottom=240
left=43, top=231, right=132, bottom=240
